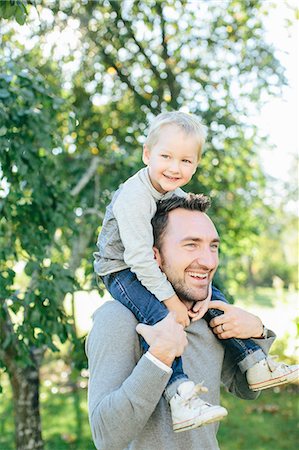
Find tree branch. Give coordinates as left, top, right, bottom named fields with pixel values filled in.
left=0, top=300, right=18, bottom=374
left=109, top=0, right=163, bottom=82
left=101, top=47, right=160, bottom=115
left=155, top=2, right=181, bottom=108
left=70, top=156, right=102, bottom=196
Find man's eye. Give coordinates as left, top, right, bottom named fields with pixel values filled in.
left=185, top=243, right=196, bottom=248
left=211, top=244, right=219, bottom=250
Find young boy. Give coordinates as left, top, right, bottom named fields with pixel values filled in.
left=94, top=111, right=298, bottom=433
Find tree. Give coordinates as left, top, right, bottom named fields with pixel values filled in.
left=0, top=57, right=81, bottom=449
left=0, top=0, right=31, bottom=25
left=43, top=0, right=285, bottom=285
left=0, top=0, right=289, bottom=447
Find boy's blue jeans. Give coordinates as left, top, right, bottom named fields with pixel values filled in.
left=102, top=269, right=265, bottom=399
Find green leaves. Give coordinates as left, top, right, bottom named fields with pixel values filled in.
left=0, top=0, right=28, bottom=25
left=0, top=88, right=10, bottom=99
left=0, top=268, right=15, bottom=297
left=0, top=58, right=80, bottom=370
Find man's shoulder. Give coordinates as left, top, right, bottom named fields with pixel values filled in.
left=86, top=301, right=140, bottom=356
left=91, top=301, right=138, bottom=336
left=94, top=300, right=138, bottom=321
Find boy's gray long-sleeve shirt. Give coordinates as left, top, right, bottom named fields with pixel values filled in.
left=93, top=167, right=186, bottom=301
left=86, top=301, right=276, bottom=450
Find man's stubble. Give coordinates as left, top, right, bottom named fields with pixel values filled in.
left=160, top=256, right=209, bottom=306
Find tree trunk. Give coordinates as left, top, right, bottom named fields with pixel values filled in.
left=8, top=350, right=44, bottom=450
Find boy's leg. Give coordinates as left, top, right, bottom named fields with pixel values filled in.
left=206, top=286, right=299, bottom=390
left=102, top=269, right=168, bottom=324
left=205, top=286, right=265, bottom=373
left=102, top=269, right=188, bottom=387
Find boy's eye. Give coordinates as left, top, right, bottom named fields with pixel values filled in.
left=182, top=159, right=192, bottom=164
left=161, top=154, right=170, bottom=159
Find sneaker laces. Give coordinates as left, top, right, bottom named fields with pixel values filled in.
left=182, top=381, right=210, bottom=409
left=266, top=356, right=289, bottom=373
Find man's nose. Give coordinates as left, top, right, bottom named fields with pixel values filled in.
left=194, top=249, right=216, bottom=269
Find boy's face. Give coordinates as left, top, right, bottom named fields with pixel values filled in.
left=142, top=125, right=199, bottom=194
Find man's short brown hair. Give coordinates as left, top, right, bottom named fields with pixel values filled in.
left=152, top=193, right=211, bottom=250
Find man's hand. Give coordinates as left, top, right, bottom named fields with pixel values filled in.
left=136, top=313, right=188, bottom=367
left=208, top=301, right=263, bottom=339
left=189, top=283, right=212, bottom=322
left=164, top=294, right=190, bottom=327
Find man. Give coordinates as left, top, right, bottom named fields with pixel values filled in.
left=86, top=194, right=275, bottom=450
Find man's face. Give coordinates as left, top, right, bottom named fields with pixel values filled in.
left=154, top=208, right=220, bottom=305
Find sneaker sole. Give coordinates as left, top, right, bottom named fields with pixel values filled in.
left=173, top=408, right=228, bottom=433
left=249, top=368, right=299, bottom=391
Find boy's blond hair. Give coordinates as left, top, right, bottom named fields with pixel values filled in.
left=145, top=111, right=207, bottom=160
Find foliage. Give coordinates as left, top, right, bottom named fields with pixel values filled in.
left=0, top=58, right=80, bottom=371
left=0, top=0, right=32, bottom=25
left=29, top=0, right=287, bottom=288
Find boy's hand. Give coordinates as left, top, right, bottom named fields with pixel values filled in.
left=164, top=294, right=190, bottom=327
left=189, top=283, right=212, bottom=322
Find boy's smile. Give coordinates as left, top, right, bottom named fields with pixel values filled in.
left=142, top=124, right=199, bottom=194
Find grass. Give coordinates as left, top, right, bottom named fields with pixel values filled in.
left=1, top=379, right=298, bottom=450
left=219, top=385, right=299, bottom=450
left=0, top=373, right=94, bottom=450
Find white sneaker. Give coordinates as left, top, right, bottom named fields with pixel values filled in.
left=247, top=357, right=299, bottom=391
left=170, top=381, right=228, bottom=433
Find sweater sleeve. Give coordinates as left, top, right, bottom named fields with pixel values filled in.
left=86, top=302, right=172, bottom=450
left=113, top=184, right=175, bottom=301
left=221, top=330, right=276, bottom=399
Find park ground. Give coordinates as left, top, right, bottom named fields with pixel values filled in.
left=1, top=287, right=298, bottom=450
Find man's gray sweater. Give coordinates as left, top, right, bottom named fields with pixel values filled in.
left=86, top=301, right=275, bottom=450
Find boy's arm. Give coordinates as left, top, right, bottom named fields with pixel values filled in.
left=164, top=294, right=190, bottom=327
left=113, top=186, right=176, bottom=301
left=86, top=303, right=175, bottom=450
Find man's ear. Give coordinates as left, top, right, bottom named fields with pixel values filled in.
left=142, top=144, right=150, bottom=165
left=153, top=246, right=162, bottom=268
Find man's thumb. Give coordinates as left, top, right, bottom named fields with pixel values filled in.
left=136, top=323, right=149, bottom=336
left=208, top=300, right=228, bottom=311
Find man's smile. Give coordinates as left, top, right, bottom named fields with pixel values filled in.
left=186, top=272, right=209, bottom=280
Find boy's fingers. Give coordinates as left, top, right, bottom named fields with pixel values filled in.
left=192, top=299, right=211, bottom=313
